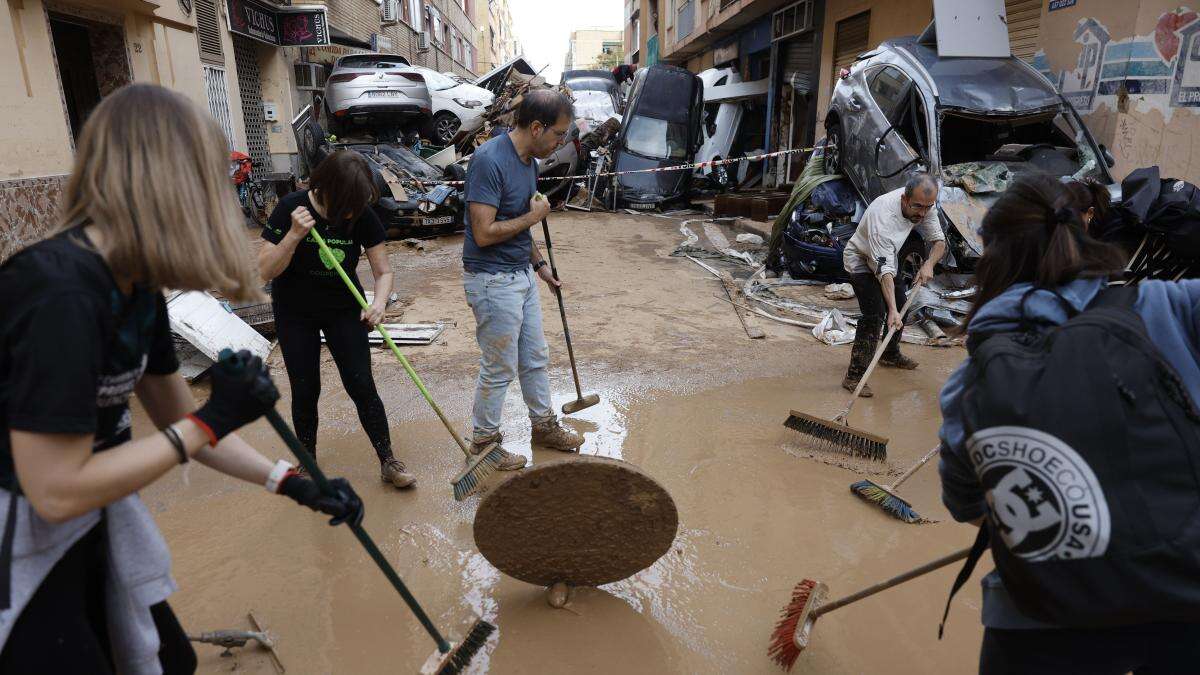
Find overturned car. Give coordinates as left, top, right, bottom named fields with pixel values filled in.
left=823, top=25, right=1116, bottom=276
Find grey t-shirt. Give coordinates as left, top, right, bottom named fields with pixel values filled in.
left=462, top=133, right=538, bottom=273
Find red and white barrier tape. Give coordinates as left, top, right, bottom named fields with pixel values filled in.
left=433, top=145, right=817, bottom=187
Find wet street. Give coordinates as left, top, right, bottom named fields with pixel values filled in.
left=138, top=211, right=989, bottom=673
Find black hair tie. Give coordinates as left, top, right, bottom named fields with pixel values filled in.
left=1053, top=206, right=1075, bottom=226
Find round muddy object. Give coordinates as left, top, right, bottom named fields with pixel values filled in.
left=474, top=456, right=678, bottom=587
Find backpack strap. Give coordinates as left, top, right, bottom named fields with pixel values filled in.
left=1085, top=283, right=1138, bottom=311
left=938, top=522, right=991, bottom=639
left=0, top=488, right=16, bottom=610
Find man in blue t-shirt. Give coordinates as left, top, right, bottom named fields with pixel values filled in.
left=462, top=89, right=585, bottom=468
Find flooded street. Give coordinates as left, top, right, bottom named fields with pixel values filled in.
left=139, top=212, right=988, bottom=673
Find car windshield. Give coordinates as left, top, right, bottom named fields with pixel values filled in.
left=573, top=90, right=617, bottom=122
left=567, top=77, right=616, bottom=93
left=338, top=55, right=409, bottom=70
left=624, top=115, right=689, bottom=160
left=413, top=68, right=458, bottom=91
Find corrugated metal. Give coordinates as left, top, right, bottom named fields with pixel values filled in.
left=782, top=33, right=815, bottom=94
left=195, top=0, right=224, bottom=65
left=1005, top=0, right=1042, bottom=63
left=232, top=36, right=271, bottom=171
left=202, top=65, right=235, bottom=147
left=831, top=11, right=869, bottom=93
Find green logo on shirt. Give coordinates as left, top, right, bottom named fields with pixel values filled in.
left=319, top=246, right=345, bottom=270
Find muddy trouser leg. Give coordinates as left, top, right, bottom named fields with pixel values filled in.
left=515, top=268, right=555, bottom=427
left=322, top=308, right=394, bottom=462
left=881, top=275, right=908, bottom=360
left=464, top=270, right=524, bottom=442
left=274, top=305, right=323, bottom=458
left=846, top=272, right=884, bottom=380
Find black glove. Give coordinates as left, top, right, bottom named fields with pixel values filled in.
left=191, top=349, right=279, bottom=442
left=280, top=475, right=364, bottom=527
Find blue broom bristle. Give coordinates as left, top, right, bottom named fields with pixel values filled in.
left=849, top=479, right=920, bottom=523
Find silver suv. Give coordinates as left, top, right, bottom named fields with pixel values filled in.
left=323, top=53, right=431, bottom=133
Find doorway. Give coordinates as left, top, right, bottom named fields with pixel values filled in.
left=48, top=12, right=131, bottom=143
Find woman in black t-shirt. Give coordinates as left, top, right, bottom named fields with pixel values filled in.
left=0, top=86, right=363, bottom=672
left=259, top=151, right=416, bottom=489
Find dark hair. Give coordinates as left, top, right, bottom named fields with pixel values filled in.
left=1063, top=178, right=1111, bottom=226
left=904, top=172, right=938, bottom=197
left=514, top=89, right=574, bottom=129
left=964, top=173, right=1126, bottom=327
left=308, top=150, right=379, bottom=231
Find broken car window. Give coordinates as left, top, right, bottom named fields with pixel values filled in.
left=868, top=66, right=912, bottom=123
left=624, top=116, right=689, bottom=160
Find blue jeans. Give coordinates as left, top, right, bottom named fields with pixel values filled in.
left=463, top=267, right=555, bottom=441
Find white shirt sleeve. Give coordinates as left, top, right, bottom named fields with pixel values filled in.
left=915, top=206, right=945, bottom=244
left=861, top=205, right=900, bottom=280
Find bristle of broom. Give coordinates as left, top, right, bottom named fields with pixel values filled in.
left=784, top=411, right=888, bottom=461
left=434, top=619, right=496, bottom=675
left=450, top=445, right=505, bottom=501
left=768, top=579, right=820, bottom=671
left=848, top=480, right=921, bottom=523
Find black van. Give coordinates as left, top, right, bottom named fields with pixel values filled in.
left=613, top=65, right=704, bottom=211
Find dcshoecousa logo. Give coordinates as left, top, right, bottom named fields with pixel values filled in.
left=967, top=426, right=1111, bottom=562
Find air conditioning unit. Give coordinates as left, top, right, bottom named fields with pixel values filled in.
left=294, top=62, right=327, bottom=91
left=417, top=31, right=431, bottom=53
left=380, top=0, right=399, bottom=24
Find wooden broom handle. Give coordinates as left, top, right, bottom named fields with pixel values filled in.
left=839, top=279, right=924, bottom=420
left=813, top=546, right=971, bottom=618
left=888, top=446, right=941, bottom=491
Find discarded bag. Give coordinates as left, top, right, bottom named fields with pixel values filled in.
left=812, top=308, right=855, bottom=345
left=823, top=283, right=855, bottom=300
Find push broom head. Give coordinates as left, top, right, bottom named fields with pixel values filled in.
left=768, top=579, right=828, bottom=671
left=450, top=442, right=504, bottom=501
left=561, top=393, right=600, bottom=415
left=783, top=410, right=888, bottom=461
left=849, top=479, right=921, bottom=523
left=420, top=618, right=496, bottom=674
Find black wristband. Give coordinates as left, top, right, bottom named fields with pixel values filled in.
left=162, top=425, right=189, bottom=464
left=532, top=260, right=547, bottom=272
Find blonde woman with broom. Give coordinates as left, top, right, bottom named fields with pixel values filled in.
left=0, top=84, right=363, bottom=673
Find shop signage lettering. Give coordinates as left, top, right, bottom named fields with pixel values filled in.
left=226, top=0, right=330, bottom=47
left=1049, top=0, right=1077, bottom=11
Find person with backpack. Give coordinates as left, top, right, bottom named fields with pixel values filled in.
left=938, top=173, right=1200, bottom=673
left=0, top=84, right=363, bottom=673
left=259, top=150, right=416, bottom=489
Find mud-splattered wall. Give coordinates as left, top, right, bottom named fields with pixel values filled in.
left=1034, top=1, right=1200, bottom=180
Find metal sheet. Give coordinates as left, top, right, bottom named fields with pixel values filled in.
left=933, top=0, right=1011, bottom=58
left=938, top=186, right=995, bottom=256
left=473, top=456, right=679, bottom=587
left=166, top=291, right=272, bottom=375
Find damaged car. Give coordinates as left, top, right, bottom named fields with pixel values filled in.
left=323, top=53, right=431, bottom=137
left=613, top=64, right=704, bottom=210
left=824, top=23, right=1117, bottom=275
left=293, top=105, right=463, bottom=239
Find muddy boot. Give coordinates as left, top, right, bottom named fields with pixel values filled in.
left=470, top=433, right=527, bottom=471
left=842, top=376, right=874, bottom=398
left=531, top=420, right=584, bottom=452
left=380, top=458, right=416, bottom=489
left=880, top=353, right=919, bottom=370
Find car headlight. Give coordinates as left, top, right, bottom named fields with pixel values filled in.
left=454, top=98, right=484, bottom=108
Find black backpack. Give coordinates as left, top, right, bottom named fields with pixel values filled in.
left=942, top=286, right=1200, bottom=630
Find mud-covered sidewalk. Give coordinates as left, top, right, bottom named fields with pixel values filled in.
left=138, top=211, right=990, bottom=673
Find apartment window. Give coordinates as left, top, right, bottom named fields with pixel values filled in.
left=443, top=22, right=451, bottom=47
left=451, top=30, right=461, bottom=60
left=464, top=41, right=473, bottom=69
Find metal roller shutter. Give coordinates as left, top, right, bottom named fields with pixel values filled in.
left=232, top=36, right=271, bottom=171
left=1005, top=0, right=1042, bottom=63
left=831, top=11, right=869, bottom=94
left=783, top=33, right=816, bottom=95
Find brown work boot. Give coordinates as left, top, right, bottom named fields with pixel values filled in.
left=842, top=376, right=874, bottom=398
left=470, top=433, right=527, bottom=471
left=531, top=420, right=584, bottom=452
left=380, top=458, right=417, bottom=489
left=880, top=353, right=919, bottom=370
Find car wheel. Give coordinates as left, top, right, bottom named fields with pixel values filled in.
left=825, top=119, right=845, bottom=176
left=898, top=236, right=927, bottom=289
left=432, top=111, right=461, bottom=146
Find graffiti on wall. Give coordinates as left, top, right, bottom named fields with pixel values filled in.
left=1032, top=7, right=1200, bottom=118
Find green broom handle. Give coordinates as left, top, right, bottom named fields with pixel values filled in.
left=308, top=228, right=471, bottom=457
left=263, top=409, right=451, bottom=654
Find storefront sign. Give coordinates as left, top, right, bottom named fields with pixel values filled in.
left=303, top=44, right=372, bottom=66
left=1049, top=0, right=1077, bottom=11
left=226, top=0, right=330, bottom=47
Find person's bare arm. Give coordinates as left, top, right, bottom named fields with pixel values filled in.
left=361, top=244, right=393, bottom=327
left=880, top=272, right=902, bottom=331
left=10, top=419, right=211, bottom=524
left=530, top=244, right=560, bottom=289
left=469, top=194, right=551, bottom=248
left=135, top=373, right=275, bottom=484
left=916, top=240, right=948, bottom=286
left=258, top=206, right=315, bottom=282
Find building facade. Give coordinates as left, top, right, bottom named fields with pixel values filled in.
left=564, top=28, right=623, bottom=72
left=472, top=0, right=520, bottom=75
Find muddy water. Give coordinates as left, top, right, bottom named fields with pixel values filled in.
left=140, top=348, right=989, bottom=674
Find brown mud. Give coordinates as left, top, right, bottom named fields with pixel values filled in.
left=140, top=212, right=989, bottom=673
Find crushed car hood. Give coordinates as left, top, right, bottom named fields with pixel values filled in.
left=891, top=37, right=1061, bottom=114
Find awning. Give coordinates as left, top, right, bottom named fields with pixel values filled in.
left=330, top=25, right=372, bottom=50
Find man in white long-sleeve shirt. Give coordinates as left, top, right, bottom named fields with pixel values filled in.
left=841, top=173, right=947, bottom=397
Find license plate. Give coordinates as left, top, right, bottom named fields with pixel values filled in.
left=630, top=202, right=656, bottom=210
left=421, top=215, right=453, bottom=226
left=367, top=91, right=403, bottom=98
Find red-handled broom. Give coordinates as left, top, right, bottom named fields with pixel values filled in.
left=768, top=546, right=971, bottom=670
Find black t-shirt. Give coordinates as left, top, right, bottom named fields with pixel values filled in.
left=262, top=190, right=386, bottom=313
left=0, top=229, right=179, bottom=488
